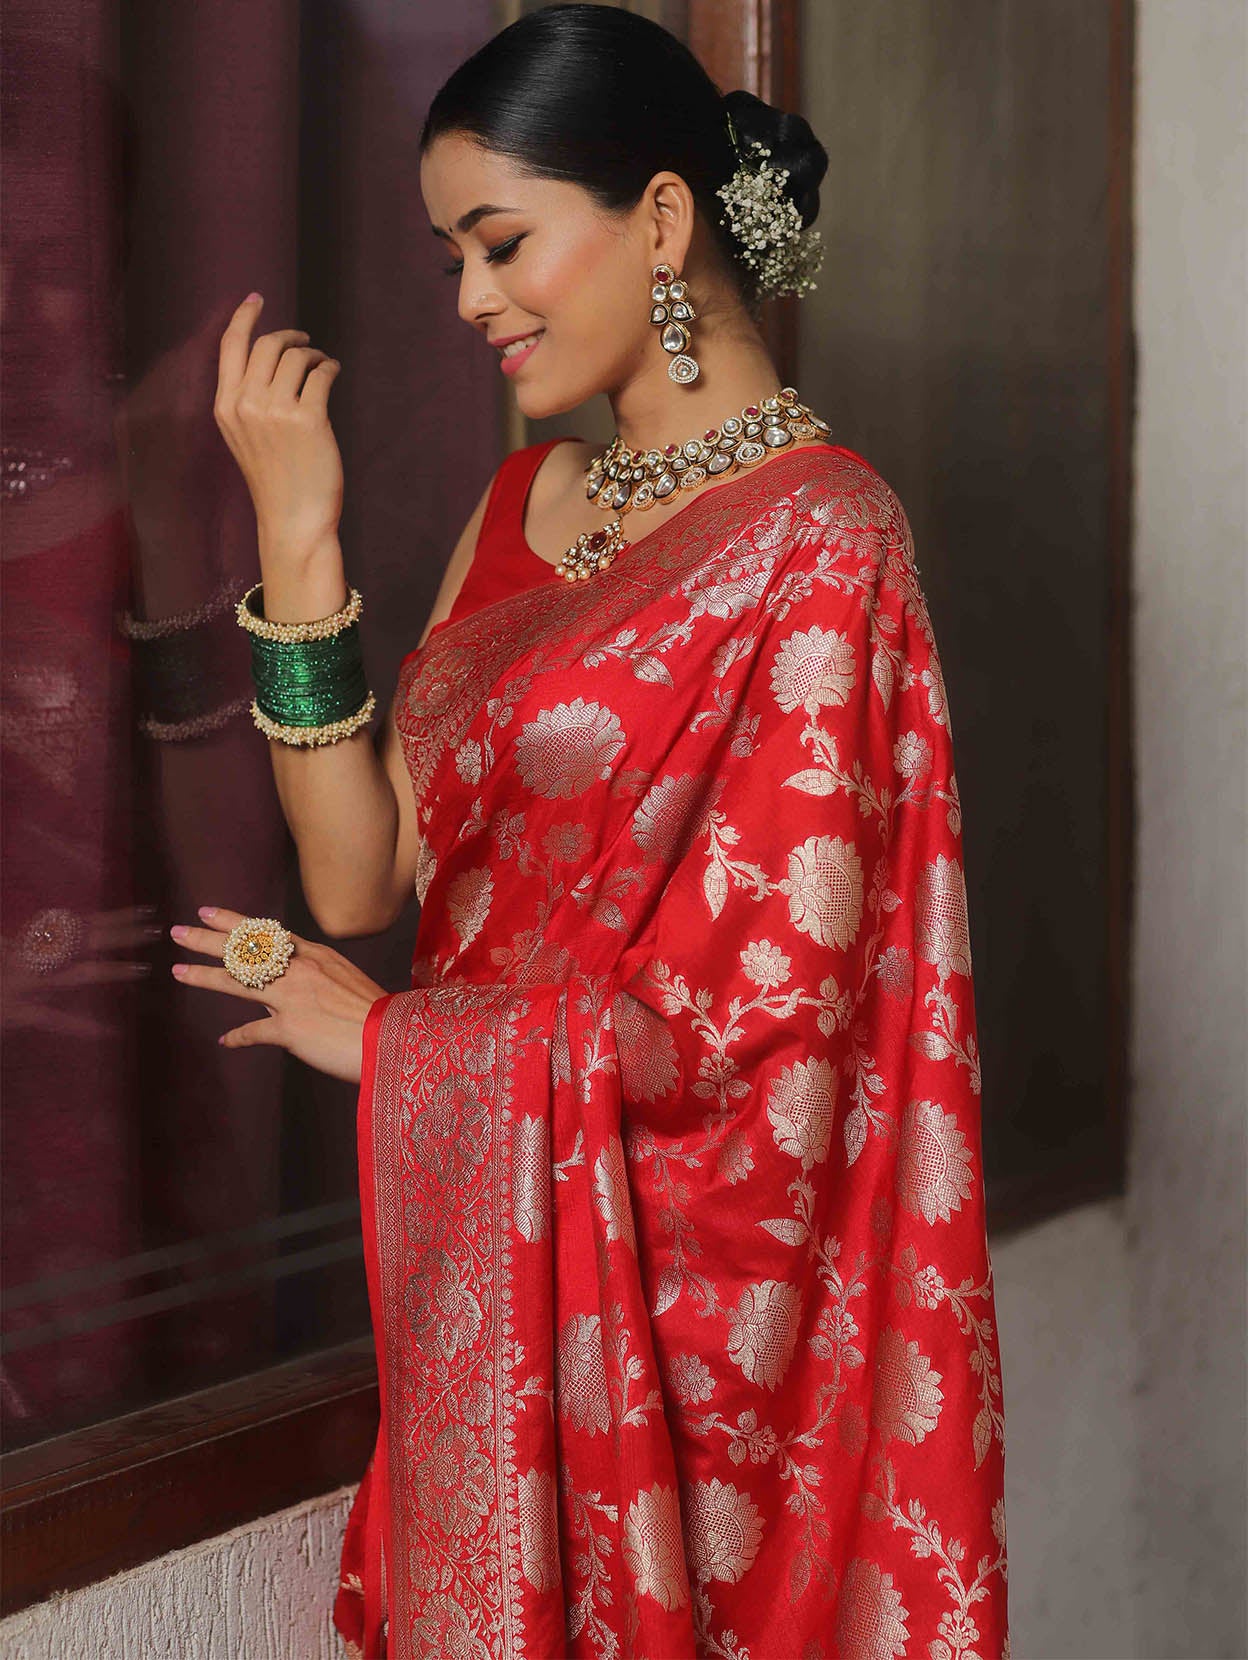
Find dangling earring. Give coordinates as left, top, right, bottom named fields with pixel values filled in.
left=649, top=264, right=699, bottom=385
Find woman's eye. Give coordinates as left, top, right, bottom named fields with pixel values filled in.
left=441, top=235, right=523, bottom=278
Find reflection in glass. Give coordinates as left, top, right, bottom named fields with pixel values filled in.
left=1, top=2, right=500, bottom=1449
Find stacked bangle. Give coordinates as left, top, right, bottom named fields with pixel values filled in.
left=236, top=582, right=376, bottom=746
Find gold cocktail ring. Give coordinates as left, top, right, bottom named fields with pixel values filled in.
left=222, top=916, right=295, bottom=989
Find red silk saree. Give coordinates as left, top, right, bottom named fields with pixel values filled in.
left=334, top=441, right=1009, bottom=1660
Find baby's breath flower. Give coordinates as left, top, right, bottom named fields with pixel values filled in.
left=716, top=132, right=824, bottom=302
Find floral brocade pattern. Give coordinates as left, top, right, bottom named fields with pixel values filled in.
left=333, top=446, right=1009, bottom=1659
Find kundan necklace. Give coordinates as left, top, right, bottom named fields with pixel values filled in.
left=584, top=386, right=831, bottom=516
left=553, top=385, right=832, bottom=583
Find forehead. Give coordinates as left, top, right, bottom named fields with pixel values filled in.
left=420, top=132, right=593, bottom=233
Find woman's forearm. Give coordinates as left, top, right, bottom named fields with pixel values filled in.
left=211, top=297, right=408, bottom=933
left=259, top=532, right=403, bottom=937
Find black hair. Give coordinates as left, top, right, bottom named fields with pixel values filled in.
left=419, top=2, right=828, bottom=313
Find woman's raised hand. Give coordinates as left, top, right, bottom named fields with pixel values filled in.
left=214, top=293, right=344, bottom=561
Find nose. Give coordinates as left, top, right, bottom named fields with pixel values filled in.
left=459, top=269, right=502, bottom=332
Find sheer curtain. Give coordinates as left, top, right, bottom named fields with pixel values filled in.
left=2, top=0, right=499, bottom=1448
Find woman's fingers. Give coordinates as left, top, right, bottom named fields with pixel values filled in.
left=217, top=293, right=264, bottom=402
left=219, top=1016, right=283, bottom=1050
left=171, top=961, right=271, bottom=1002
left=241, top=328, right=313, bottom=392
left=194, top=904, right=263, bottom=934
left=298, top=356, right=342, bottom=414
left=270, top=344, right=333, bottom=402
left=169, top=922, right=226, bottom=960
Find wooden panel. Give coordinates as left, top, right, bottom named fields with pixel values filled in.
left=799, top=0, right=1134, bottom=1231
left=1, top=1343, right=378, bottom=1615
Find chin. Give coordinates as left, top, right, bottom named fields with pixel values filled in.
left=514, top=378, right=585, bottom=424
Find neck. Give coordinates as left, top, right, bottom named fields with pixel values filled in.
left=606, top=313, right=784, bottom=452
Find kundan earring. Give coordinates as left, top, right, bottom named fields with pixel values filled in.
left=649, top=264, right=699, bottom=384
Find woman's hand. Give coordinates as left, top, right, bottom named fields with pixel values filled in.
left=213, top=293, right=344, bottom=559
left=169, top=906, right=385, bottom=1084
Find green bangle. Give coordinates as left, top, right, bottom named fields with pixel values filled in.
left=240, top=585, right=375, bottom=747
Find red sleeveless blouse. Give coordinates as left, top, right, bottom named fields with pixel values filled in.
left=435, top=436, right=579, bottom=636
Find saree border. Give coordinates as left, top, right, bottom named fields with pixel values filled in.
left=369, top=983, right=555, bottom=1659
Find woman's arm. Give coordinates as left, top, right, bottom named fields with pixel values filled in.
left=270, top=483, right=491, bottom=937
left=213, top=293, right=493, bottom=938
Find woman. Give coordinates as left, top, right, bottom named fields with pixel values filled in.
left=174, top=7, right=1009, bottom=1656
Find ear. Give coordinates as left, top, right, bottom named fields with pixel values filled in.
left=645, top=171, right=695, bottom=272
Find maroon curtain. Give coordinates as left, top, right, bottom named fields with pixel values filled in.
left=2, top=0, right=499, bottom=1446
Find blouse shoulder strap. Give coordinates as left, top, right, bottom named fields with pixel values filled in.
left=476, top=437, right=576, bottom=552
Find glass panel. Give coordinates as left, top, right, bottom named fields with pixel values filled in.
left=2, top=0, right=502, bottom=1450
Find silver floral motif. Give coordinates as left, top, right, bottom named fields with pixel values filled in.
left=725, top=1279, right=802, bottom=1389
left=685, top=1478, right=765, bottom=1586
left=592, top=1135, right=638, bottom=1253
left=915, top=854, right=972, bottom=979
left=558, top=1312, right=612, bottom=1435
left=766, top=1054, right=837, bottom=1170
left=622, top=1484, right=690, bottom=1611
left=895, top=1098, right=976, bottom=1225
left=871, top=1327, right=944, bottom=1447
left=517, top=1467, right=560, bottom=1593
left=771, top=623, right=857, bottom=714
left=783, top=834, right=866, bottom=951
left=835, top=1557, right=911, bottom=1660
left=513, top=697, right=627, bottom=799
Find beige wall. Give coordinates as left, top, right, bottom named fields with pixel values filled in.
left=1127, top=0, right=1247, bottom=1652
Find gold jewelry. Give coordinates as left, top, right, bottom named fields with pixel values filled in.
left=649, top=263, right=699, bottom=385
left=248, top=694, right=377, bottom=747
left=585, top=386, right=831, bottom=515
left=222, top=916, right=295, bottom=989
left=554, top=518, right=631, bottom=583
left=236, top=582, right=375, bottom=747
left=236, top=583, right=363, bottom=643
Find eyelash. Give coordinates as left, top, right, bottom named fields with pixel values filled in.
left=441, top=235, right=523, bottom=278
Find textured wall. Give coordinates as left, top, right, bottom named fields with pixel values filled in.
left=0, top=1488, right=354, bottom=1659
left=1128, top=2, right=1248, bottom=1654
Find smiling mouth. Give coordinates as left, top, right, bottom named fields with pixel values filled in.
left=500, top=331, right=543, bottom=358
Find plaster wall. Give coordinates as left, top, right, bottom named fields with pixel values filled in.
left=0, top=1488, right=355, bottom=1659
left=1126, top=1, right=1247, bottom=1653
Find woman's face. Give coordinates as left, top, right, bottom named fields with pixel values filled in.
left=420, top=130, right=693, bottom=420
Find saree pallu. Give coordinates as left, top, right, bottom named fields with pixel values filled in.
left=334, top=444, right=1009, bottom=1660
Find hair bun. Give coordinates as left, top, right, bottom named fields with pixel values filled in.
left=722, top=88, right=827, bottom=230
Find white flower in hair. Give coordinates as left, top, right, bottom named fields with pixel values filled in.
left=716, top=114, right=824, bottom=301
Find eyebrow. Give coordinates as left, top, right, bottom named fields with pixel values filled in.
left=430, top=203, right=524, bottom=240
